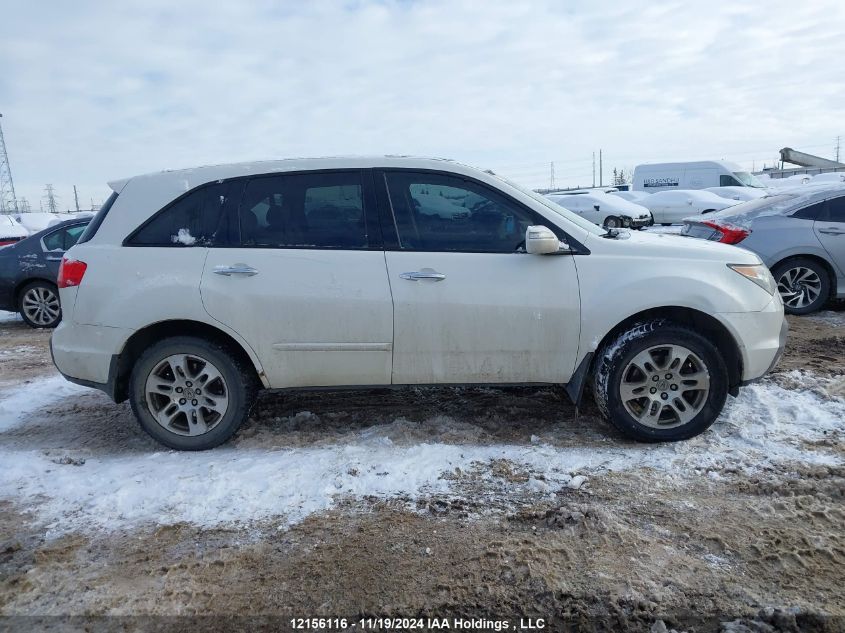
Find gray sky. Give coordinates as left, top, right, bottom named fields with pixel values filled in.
left=2, top=0, right=844, bottom=210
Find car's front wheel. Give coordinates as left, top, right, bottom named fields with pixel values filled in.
left=772, top=257, right=830, bottom=315
left=18, top=281, right=62, bottom=328
left=593, top=320, right=729, bottom=442
left=603, top=216, right=622, bottom=229
left=129, top=336, right=257, bottom=450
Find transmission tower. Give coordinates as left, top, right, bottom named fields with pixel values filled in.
left=18, top=197, right=31, bottom=212
left=0, top=113, right=19, bottom=214
left=43, top=184, right=59, bottom=213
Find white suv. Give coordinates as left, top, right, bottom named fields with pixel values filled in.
left=51, top=157, right=787, bottom=450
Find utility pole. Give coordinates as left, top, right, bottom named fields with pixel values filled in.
left=836, top=136, right=841, bottom=163
left=0, top=113, right=19, bottom=214
left=549, top=162, right=555, bottom=190
left=43, top=184, right=59, bottom=213
left=599, top=149, right=603, bottom=187
left=592, top=152, right=596, bottom=188
left=73, top=185, right=81, bottom=212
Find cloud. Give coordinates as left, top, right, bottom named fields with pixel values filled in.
left=1, top=0, right=843, bottom=207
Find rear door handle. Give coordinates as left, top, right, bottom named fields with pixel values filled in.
left=213, top=264, right=259, bottom=276
left=818, top=227, right=845, bottom=235
left=399, top=271, right=446, bottom=281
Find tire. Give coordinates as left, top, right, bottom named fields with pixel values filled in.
left=129, top=336, right=258, bottom=450
left=772, top=257, right=830, bottom=315
left=18, top=280, right=62, bottom=328
left=604, top=216, right=622, bottom=229
left=592, top=320, right=729, bottom=442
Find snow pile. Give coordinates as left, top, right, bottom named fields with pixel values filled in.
left=0, top=371, right=842, bottom=535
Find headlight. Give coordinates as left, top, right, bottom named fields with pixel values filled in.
left=728, top=263, right=776, bottom=295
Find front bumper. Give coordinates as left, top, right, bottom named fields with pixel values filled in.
left=717, top=294, right=787, bottom=383
left=625, top=216, right=653, bottom=229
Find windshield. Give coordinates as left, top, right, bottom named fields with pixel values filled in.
left=732, top=171, right=766, bottom=188
left=490, top=173, right=607, bottom=236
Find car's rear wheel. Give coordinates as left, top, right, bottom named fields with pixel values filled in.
left=129, top=336, right=257, bottom=450
left=593, top=320, right=729, bottom=442
left=18, top=281, right=62, bottom=328
left=604, top=216, right=622, bottom=229
left=772, top=258, right=830, bottom=315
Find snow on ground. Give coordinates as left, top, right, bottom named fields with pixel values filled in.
left=806, top=309, right=845, bottom=328
left=0, top=369, right=842, bottom=536
left=0, top=310, right=20, bottom=322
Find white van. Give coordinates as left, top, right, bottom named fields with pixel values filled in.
left=633, top=161, right=766, bottom=192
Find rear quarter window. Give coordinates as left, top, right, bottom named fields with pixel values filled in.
left=126, top=182, right=239, bottom=247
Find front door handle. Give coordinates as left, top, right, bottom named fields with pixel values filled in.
left=214, top=264, right=259, bottom=277
left=399, top=271, right=446, bottom=282
left=818, top=227, right=845, bottom=235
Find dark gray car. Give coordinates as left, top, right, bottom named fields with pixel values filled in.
left=0, top=218, right=90, bottom=327
left=681, top=185, right=845, bottom=314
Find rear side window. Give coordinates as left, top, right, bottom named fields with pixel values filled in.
left=792, top=202, right=825, bottom=220
left=76, top=191, right=118, bottom=244
left=43, top=224, right=88, bottom=251
left=127, top=182, right=235, bottom=246
left=238, top=171, right=371, bottom=249
left=827, top=196, right=845, bottom=222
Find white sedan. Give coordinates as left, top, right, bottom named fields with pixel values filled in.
left=639, top=190, right=739, bottom=225
left=704, top=186, right=768, bottom=202
left=546, top=191, right=653, bottom=228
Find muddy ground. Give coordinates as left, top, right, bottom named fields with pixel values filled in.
left=0, top=308, right=843, bottom=633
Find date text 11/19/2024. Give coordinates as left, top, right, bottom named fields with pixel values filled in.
left=290, top=617, right=547, bottom=630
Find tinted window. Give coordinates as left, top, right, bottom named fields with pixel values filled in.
left=129, top=183, right=233, bottom=246
left=793, top=202, right=825, bottom=220
left=827, top=196, right=845, bottom=222
left=64, top=224, right=87, bottom=249
left=720, top=175, right=742, bottom=186
left=239, top=171, right=369, bottom=248
left=42, top=228, right=66, bottom=251
left=384, top=172, right=538, bottom=252
left=77, top=191, right=118, bottom=244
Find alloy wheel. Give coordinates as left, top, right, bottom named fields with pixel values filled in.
left=777, top=266, right=822, bottom=309
left=21, top=286, right=61, bottom=326
left=144, top=353, right=230, bottom=436
left=619, top=344, right=710, bottom=429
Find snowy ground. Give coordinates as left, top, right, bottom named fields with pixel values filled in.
left=0, top=309, right=843, bottom=630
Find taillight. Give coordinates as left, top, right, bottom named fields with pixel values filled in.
left=701, top=220, right=750, bottom=245
left=58, top=258, right=87, bottom=288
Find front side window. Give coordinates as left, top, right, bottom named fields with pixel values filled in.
left=128, top=183, right=233, bottom=246
left=730, top=171, right=765, bottom=187
left=239, top=171, right=369, bottom=249
left=384, top=172, right=538, bottom=252
left=720, top=175, right=742, bottom=187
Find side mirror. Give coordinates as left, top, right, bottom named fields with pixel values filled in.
left=525, top=225, right=560, bottom=255
left=593, top=204, right=600, bottom=211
